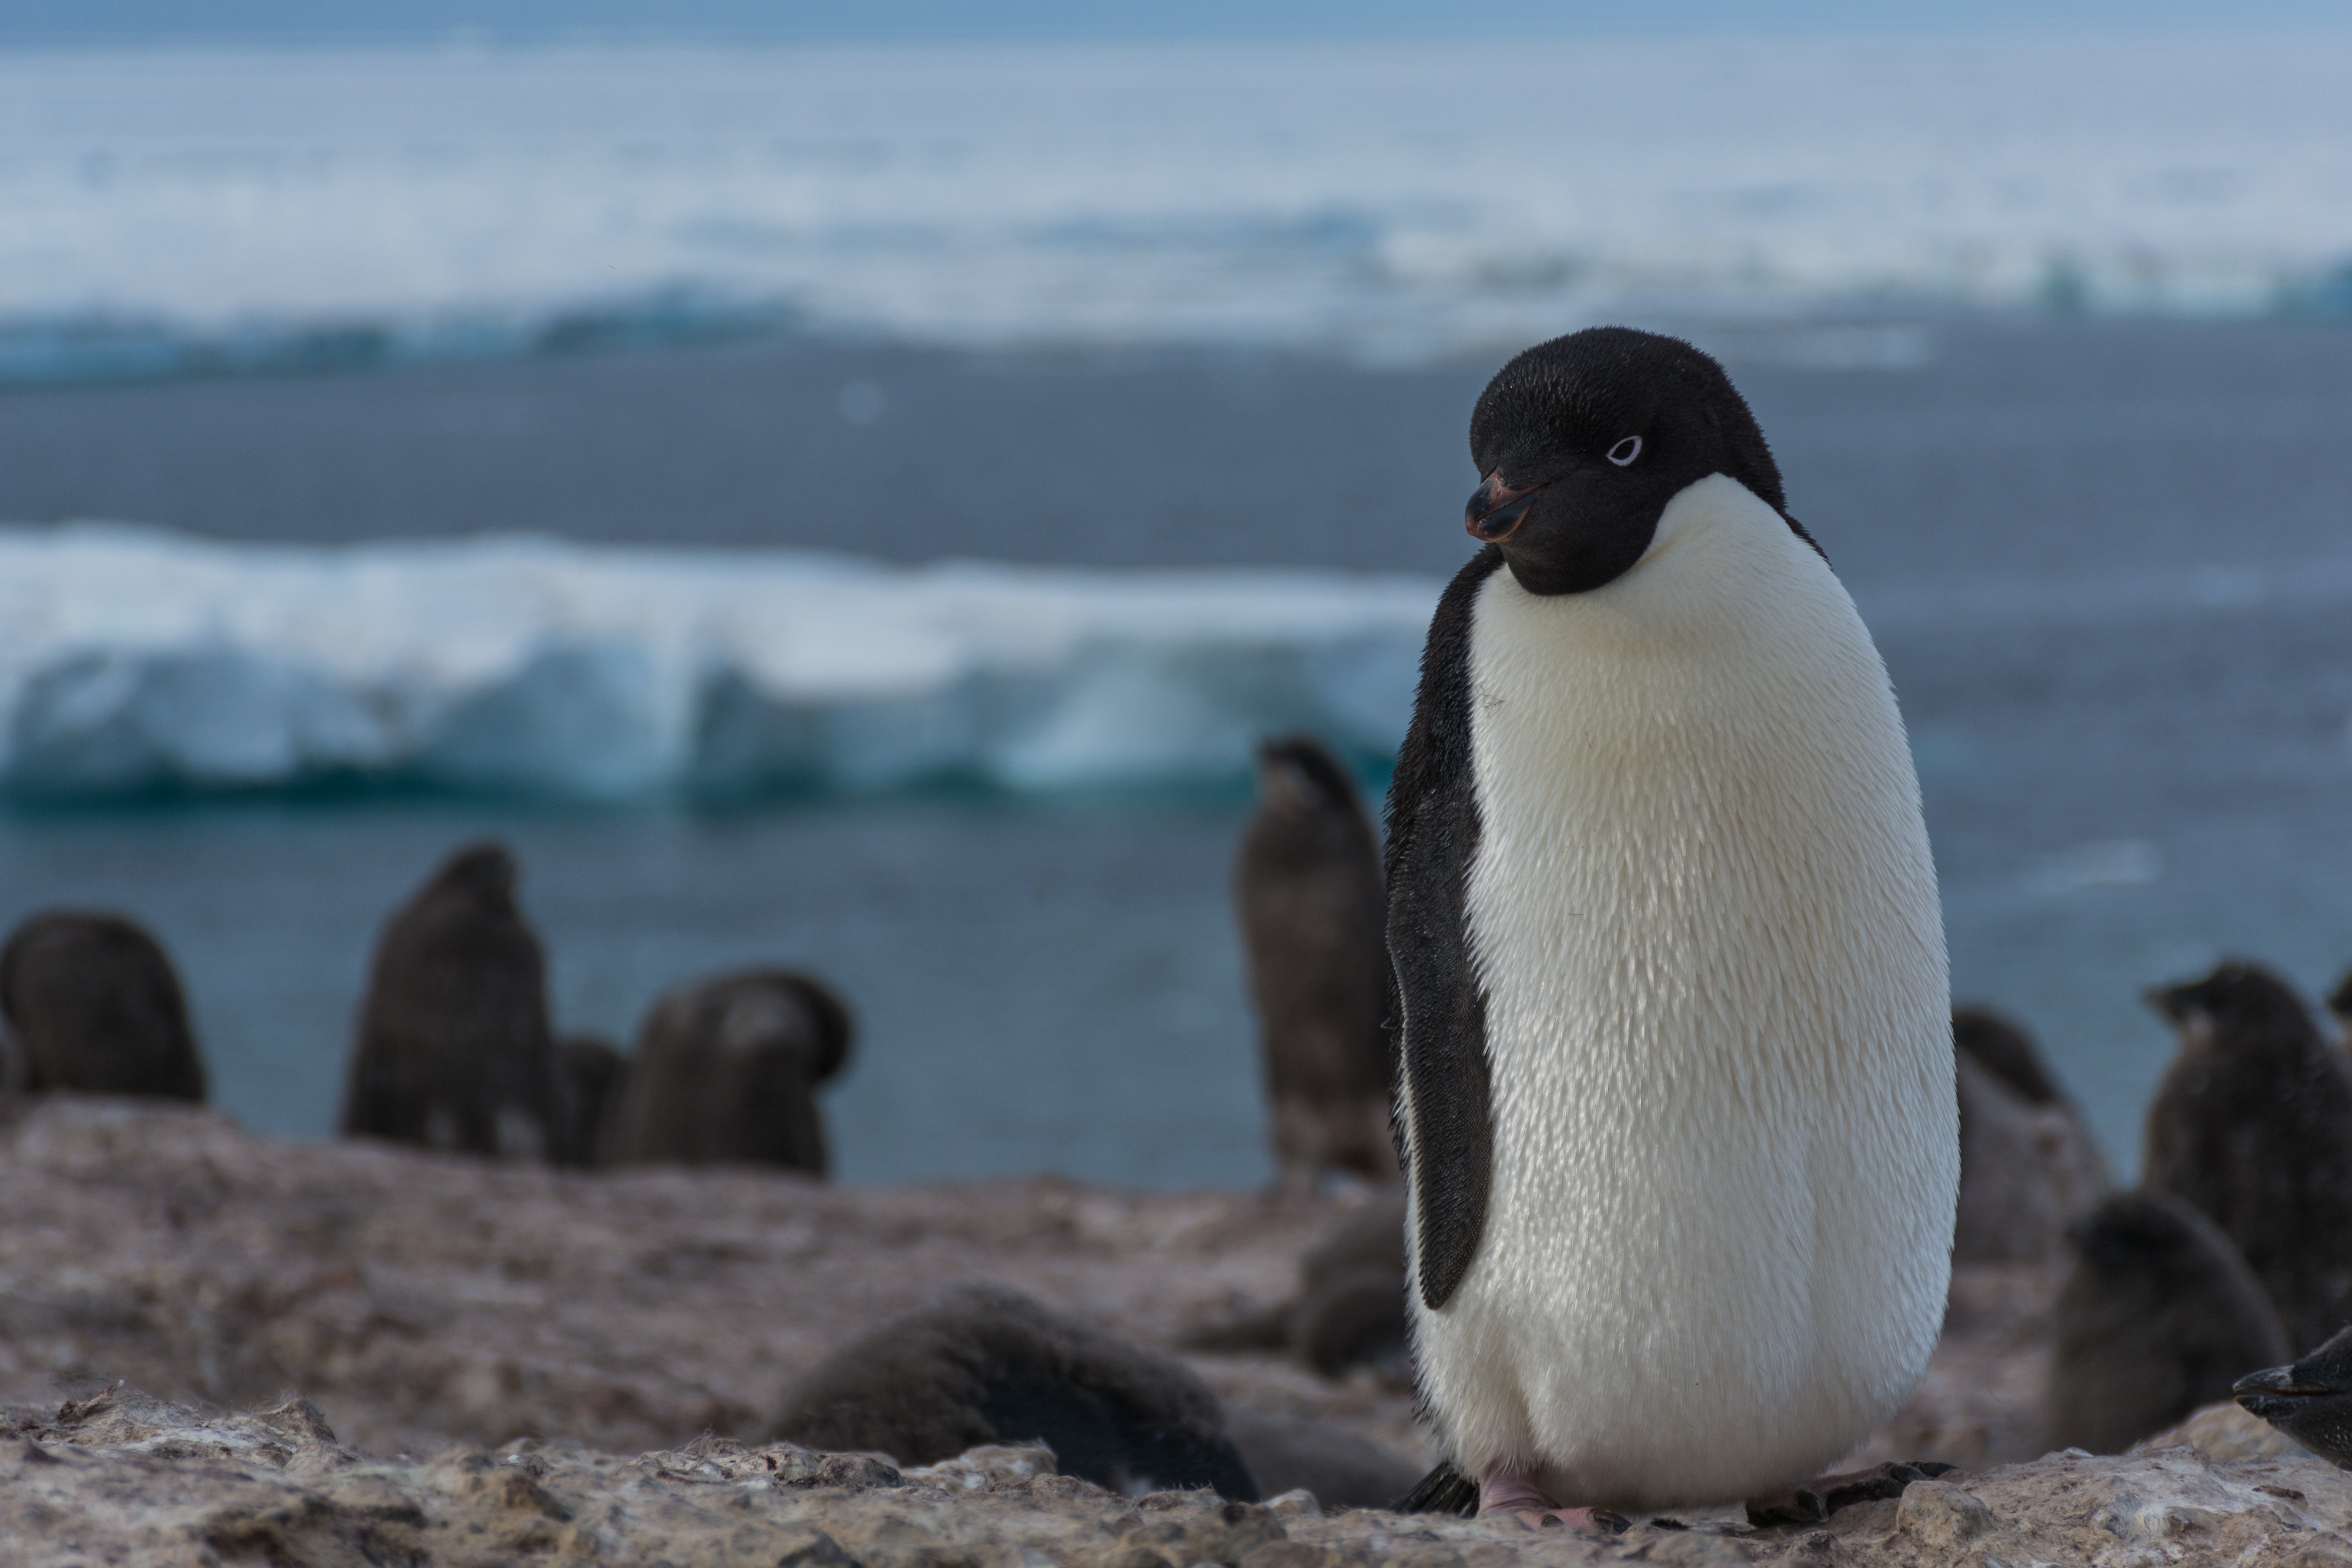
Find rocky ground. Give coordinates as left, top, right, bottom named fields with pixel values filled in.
left=5, top=1096, right=2346, bottom=1566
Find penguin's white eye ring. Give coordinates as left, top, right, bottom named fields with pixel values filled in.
left=1607, top=436, right=1642, bottom=467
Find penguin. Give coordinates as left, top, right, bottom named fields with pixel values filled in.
left=340, top=842, right=570, bottom=1162
left=1291, top=1190, right=1410, bottom=1381
left=551, top=1032, right=628, bottom=1167
left=1178, top=1192, right=1409, bottom=1383
left=603, top=969, right=851, bottom=1175
left=768, top=1282, right=1261, bottom=1500
left=1953, top=1005, right=2064, bottom=1105
left=2235, top=1325, right=2352, bottom=1467
left=1952, top=1007, right=2110, bottom=1265
left=2143, top=960, right=2352, bottom=1353
left=1235, top=734, right=1396, bottom=1192
left=1384, top=327, right=1955, bottom=1526
left=0, top=911, right=206, bottom=1102
left=1222, top=1409, right=1424, bottom=1509
left=2043, top=1189, right=2289, bottom=1455
left=2326, top=968, right=2352, bottom=1048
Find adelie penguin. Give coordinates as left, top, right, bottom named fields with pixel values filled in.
left=604, top=969, right=852, bottom=1175
left=1952, top=1006, right=2110, bottom=1266
left=2143, top=961, right=2352, bottom=1355
left=0, top=911, right=207, bottom=1102
left=770, top=1282, right=1261, bottom=1500
left=340, top=842, right=582, bottom=1164
left=1385, top=328, right=1955, bottom=1527
left=1235, top=734, right=1396, bottom=1192
left=2043, top=1189, right=2288, bottom=1455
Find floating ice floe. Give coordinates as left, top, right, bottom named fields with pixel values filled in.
left=0, top=525, right=1439, bottom=802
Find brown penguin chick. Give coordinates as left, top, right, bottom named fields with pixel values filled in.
left=1954, top=1005, right=2064, bottom=1105
left=770, top=1282, right=1261, bottom=1500
left=2236, top=1325, right=2352, bottom=1466
left=1235, top=734, right=1395, bottom=1193
left=1952, top=1007, right=2110, bottom=1265
left=340, top=841, right=566, bottom=1161
left=1178, top=1192, right=1408, bottom=1383
left=1222, top=1410, right=1423, bottom=1509
left=603, top=969, right=851, bottom=1175
left=551, top=1032, right=628, bottom=1166
left=1293, top=1190, right=1409, bottom=1380
left=2043, top=1189, right=2290, bottom=1455
left=0, top=911, right=206, bottom=1102
left=2143, top=961, right=2352, bottom=1352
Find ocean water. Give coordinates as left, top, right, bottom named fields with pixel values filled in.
left=4, top=36, right=2351, bottom=1186
left=2, top=33, right=2351, bottom=382
left=5, top=318, right=2351, bottom=1183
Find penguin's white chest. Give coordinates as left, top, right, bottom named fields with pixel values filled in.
left=1413, top=474, right=1955, bottom=1511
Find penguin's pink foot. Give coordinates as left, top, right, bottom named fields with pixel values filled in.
left=1475, top=1466, right=1630, bottom=1534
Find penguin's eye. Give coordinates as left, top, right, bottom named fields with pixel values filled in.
left=1607, top=436, right=1642, bottom=467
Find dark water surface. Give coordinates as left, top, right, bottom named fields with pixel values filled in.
left=4, top=316, right=2351, bottom=1180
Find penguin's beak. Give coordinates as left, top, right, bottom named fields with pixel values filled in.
left=2234, top=1364, right=2333, bottom=1416
left=1466, top=471, right=1546, bottom=543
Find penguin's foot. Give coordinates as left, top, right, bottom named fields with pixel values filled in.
left=1743, top=1461, right=1957, bottom=1527
left=1475, top=1466, right=1630, bottom=1534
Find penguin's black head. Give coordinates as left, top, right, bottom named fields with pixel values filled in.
left=2143, top=959, right=2317, bottom=1048
left=1254, top=734, right=1359, bottom=815
left=1465, top=326, right=1811, bottom=596
left=1952, top=1005, right=2062, bottom=1106
left=435, top=840, right=519, bottom=905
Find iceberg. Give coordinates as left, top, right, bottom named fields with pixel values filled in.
left=0, top=525, right=1438, bottom=802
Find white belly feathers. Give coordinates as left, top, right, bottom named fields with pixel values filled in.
left=1409, top=473, right=1955, bottom=1512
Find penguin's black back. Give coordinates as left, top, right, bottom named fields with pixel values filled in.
left=0, top=911, right=206, bottom=1102
left=2143, top=961, right=2352, bottom=1353
left=2043, top=1189, right=2289, bottom=1455
left=769, top=1282, right=1260, bottom=1500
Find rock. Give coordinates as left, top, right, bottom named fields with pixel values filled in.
left=22, top=1100, right=2352, bottom=1563
left=906, top=1441, right=1061, bottom=1492
left=1892, top=1479, right=1999, bottom=1549
left=2139, top=1399, right=2318, bottom=1465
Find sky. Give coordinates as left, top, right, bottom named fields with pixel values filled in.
left=1, top=0, right=2347, bottom=46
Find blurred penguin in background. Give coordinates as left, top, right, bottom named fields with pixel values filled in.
left=770, top=1282, right=1261, bottom=1500
left=552, top=1032, right=628, bottom=1166
left=1235, top=734, right=1395, bottom=1192
left=2043, top=1189, right=2288, bottom=1455
left=604, top=969, right=851, bottom=1175
left=2144, top=961, right=2352, bottom=1352
left=0, top=911, right=206, bottom=1102
left=1180, top=1191, right=1409, bottom=1384
left=1952, top=1006, right=2110, bottom=1264
left=341, top=842, right=576, bottom=1162
left=2326, top=968, right=2352, bottom=1048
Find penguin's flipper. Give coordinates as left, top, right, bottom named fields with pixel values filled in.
left=1384, top=549, right=1503, bottom=1313
left=1392, top=1459, right=1480, bottom=1516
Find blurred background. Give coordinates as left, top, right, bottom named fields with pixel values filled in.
left=1, top=0, right=2348, bottom=1185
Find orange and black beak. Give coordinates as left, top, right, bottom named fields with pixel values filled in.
left=1466, top=470, right=1546, bottom=543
